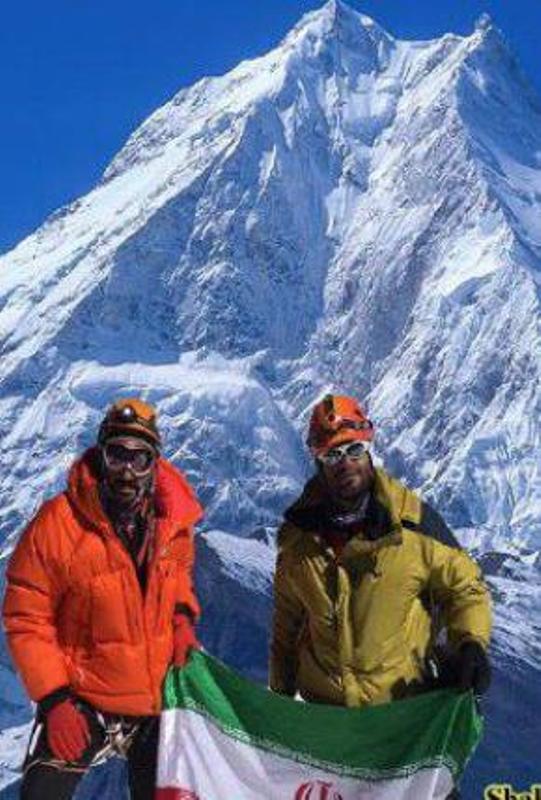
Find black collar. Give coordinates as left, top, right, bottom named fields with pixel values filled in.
left=284, top=483, right=393, bottom=541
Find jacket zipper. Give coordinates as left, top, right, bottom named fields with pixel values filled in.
left=110, top=537, right=157, bottom=709
left=142, top=540, right=165, bottom=713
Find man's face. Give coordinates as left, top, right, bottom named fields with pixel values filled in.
left=319, top=440, right=374, bottom=503
left=101, top=436, right=157, bottom=507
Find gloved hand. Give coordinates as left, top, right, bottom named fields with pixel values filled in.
left=455, top=641, right=491, bottom=695
left=173, top=611, right=200, bottom=668
left=44, top=696, right=91, bottom=762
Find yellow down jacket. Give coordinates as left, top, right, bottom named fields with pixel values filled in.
left=269, top=467, right=491, bottom=707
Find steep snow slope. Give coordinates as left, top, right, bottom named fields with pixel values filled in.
left=0, top=0, right=540, bottom=793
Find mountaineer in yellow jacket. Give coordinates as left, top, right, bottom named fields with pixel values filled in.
left=270, top=394, right=491, bottom=708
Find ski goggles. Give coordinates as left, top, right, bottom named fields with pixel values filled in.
left=317, top=440, right=372, bottom=467
left=102, top=441, right=156, bottom=476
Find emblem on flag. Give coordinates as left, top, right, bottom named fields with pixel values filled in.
left=294, top=780, right=344, bottom=799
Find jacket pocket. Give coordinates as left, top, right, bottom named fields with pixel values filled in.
left=90, top=570, right=135, bottom=644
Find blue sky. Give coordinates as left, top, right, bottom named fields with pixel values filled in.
left=1, top=0, right=540, bottom=255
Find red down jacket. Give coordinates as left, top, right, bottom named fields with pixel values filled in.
left=3, top=449, right=203, bottom=716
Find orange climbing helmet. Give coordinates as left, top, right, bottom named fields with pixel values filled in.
left=98, top=398, right=161, bottom=450
left=307, top=394, right=374, bottom=457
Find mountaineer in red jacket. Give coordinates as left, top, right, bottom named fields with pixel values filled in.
left=3, top=398, right=203, bottom=800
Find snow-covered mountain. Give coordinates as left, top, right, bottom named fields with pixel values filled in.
left=1, top=0, right=540, bottom=792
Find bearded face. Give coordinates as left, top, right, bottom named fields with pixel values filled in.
left=101, top=436, right=157, bottom=509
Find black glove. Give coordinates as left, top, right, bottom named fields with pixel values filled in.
left=455, top=641, right=491, bottom=695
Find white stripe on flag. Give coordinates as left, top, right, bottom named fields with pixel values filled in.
left=157, top=707, right=455, bottom=800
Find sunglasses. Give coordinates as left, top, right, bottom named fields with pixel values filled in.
left=318, top=441, right=371, bottom=467
left=102, top=443, right=156, bottom=476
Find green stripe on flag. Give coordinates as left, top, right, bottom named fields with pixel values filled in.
left=163, top=652, right=482, bottom=782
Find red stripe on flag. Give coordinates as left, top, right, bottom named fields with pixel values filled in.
left=155, top=788, right=199, bottom=800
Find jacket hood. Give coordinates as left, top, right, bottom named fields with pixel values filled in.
left=66, top=448, right=203, bottom=534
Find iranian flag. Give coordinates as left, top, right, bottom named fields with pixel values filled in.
left=156, top=652, right=482, bottom=800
